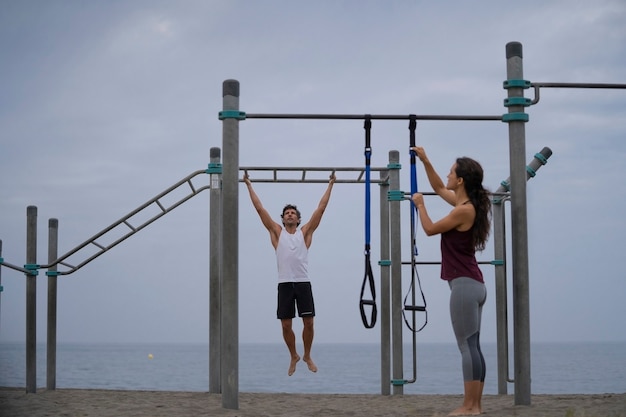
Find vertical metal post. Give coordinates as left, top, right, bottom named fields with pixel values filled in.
left=47, top=218, right=59, bottom=390
left=221, top=79, right=240, bottom=410
left=505, top=41, right=531, bottom=405
left=388, top=151, right=404, bottom=395
left=492, top=199, right=509, bottom=395
left=26, top=205, right=37, bottom=393
left=378, top=169, right=391, bottom=395
left=0, top=240, right=3, bottom=333
left=493, top=146, right=552, bottom=396
left=209, top=147, right=223, bottom=393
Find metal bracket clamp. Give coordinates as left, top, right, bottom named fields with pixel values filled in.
left=45, top=271, right=61, bottom=276
left=504, top=97, right=533, bottom=107
left=391, top=379, right=408, bottom=386
left=503, top=79, right=531, bottom=122
left=206, top=162, right=223, bottom=174
left=387, top=190, right=406, bottom=201
left=534, top=152, right=549, bottom=165
left=503, top=79, right=531, bottom=89
left=387, top=162, right=402, bottom=170
left=502, top=112, right=529, bottom=122
left=218, top=110, right=246, bottom=120
left=23, top=264, right=40, bottom=276
left=378, top=260, right=391, bottom=266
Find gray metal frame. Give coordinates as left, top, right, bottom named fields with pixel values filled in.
left=5, top=41, right=626, bottom=406
left=215, top=42, right=545, bottom=407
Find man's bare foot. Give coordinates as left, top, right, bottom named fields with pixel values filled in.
left=288, top=355, right=300, bottom=376
left=448, top=406, right=481, bottom=416
left=303, top=356, right=318, bottom=373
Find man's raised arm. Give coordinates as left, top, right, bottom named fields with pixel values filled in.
left=244, top=174, right=280, bottom=234
left=302, top=174, right=336, bottom=236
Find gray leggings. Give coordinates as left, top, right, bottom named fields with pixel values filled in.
left=449, top=277, right=487, bottom=382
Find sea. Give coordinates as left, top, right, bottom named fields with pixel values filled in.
left=0, top=341, right=624, bottom=395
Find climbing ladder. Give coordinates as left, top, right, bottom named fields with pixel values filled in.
left=37, top=169, right=209, bottom=276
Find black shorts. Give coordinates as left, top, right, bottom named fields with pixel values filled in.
left=277, top=282, right=315, bottom=319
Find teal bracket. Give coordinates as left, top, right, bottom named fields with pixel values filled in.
left=206, top=162, right=222, bottom=174
left=0, top=257, right=6, bottom=287
left=218, top=110, right=246, bottom=120
left=24, top=264, right=40, bottom=276
left=502, top=79, right=531, bottom=122
left=490, top=259, right=505, bottom=266
left=387, top=162, right=402, bottom=170
left=388, top=190, right=405, bottom=201
left=378, top=260, right=391, bottom=266
left=391, top=379, right=408, bottom=386
left=503, top=79, right=531, bottom=89
left=504, top=97, right=533, bottom=107
left=46, top=271, right=61, bottom=276
left=502, top=112, right=529, bottom=122
left=534, top=152, right=549, bottom=165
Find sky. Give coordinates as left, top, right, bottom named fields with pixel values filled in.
left=1, top=0, right=625, bottom=352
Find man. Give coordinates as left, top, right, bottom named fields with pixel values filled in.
left=243, top=173, right=336, bottom=376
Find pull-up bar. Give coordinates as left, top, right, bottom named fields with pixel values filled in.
left=223, top=81, right=626, bottom=121
left=240, top=166, right=389, bottom=184
left=232, top=113, right=503, bottom=121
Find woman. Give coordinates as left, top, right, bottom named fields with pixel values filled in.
left=411, top=146, right=491, bottom=416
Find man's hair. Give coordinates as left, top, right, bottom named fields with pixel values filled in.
left=281, top=204, right=302, bottom=226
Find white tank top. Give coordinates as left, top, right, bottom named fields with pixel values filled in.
left=276, top=229, right=309, bottom=283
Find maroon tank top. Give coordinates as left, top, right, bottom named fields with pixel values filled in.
left=440, top=228, right=483, bottom=283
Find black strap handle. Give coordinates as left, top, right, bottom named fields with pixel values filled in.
left=359, top=252, right=377, bottom=329
left=360, top=116, right=377, bottom=329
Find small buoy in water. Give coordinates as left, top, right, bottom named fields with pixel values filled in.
left=148, top=353, right=154, bottom=359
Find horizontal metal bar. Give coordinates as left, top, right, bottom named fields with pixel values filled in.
left=397, top=190, right=510, bottom=198
left=530, top=82, right=626, bottom=105
left=531, top=82, right=626, bottom=89
left=241, top=179, right=383, bottom=184
left=240, top=166, right=390, bottom=184
left=241, top=166, right=388, bottom=172
left=245, top=113, right=502, bottom=121
left=401, top=260, right=496, bottom=265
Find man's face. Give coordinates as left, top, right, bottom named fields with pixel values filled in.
left=282, top=208, right=300, bottom=226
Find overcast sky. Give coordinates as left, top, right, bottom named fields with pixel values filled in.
left=1, top=1, right=625, bottom=350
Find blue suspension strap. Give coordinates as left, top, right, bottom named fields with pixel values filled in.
left=403, top=115, right=428, bottom=332
left=359, top=115, right=377, bottom=329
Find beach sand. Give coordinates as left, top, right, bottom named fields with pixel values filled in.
left=0, top=388, right=624, bottom=417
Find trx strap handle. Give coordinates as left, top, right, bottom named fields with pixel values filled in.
left=402, top=265, right=428, bottom=332
left=403, top=115, right=428, bottom=333
left=360, top=253, right=377, bottom=328
left=360, top=116, right=377, bottom=329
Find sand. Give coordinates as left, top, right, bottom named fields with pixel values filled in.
left=1, top=388, right=624, bottom=417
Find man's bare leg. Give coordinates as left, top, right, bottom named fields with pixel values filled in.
left=302, top=317, right=317, bottom=373
left=281, top=318, right=300, bottom=376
